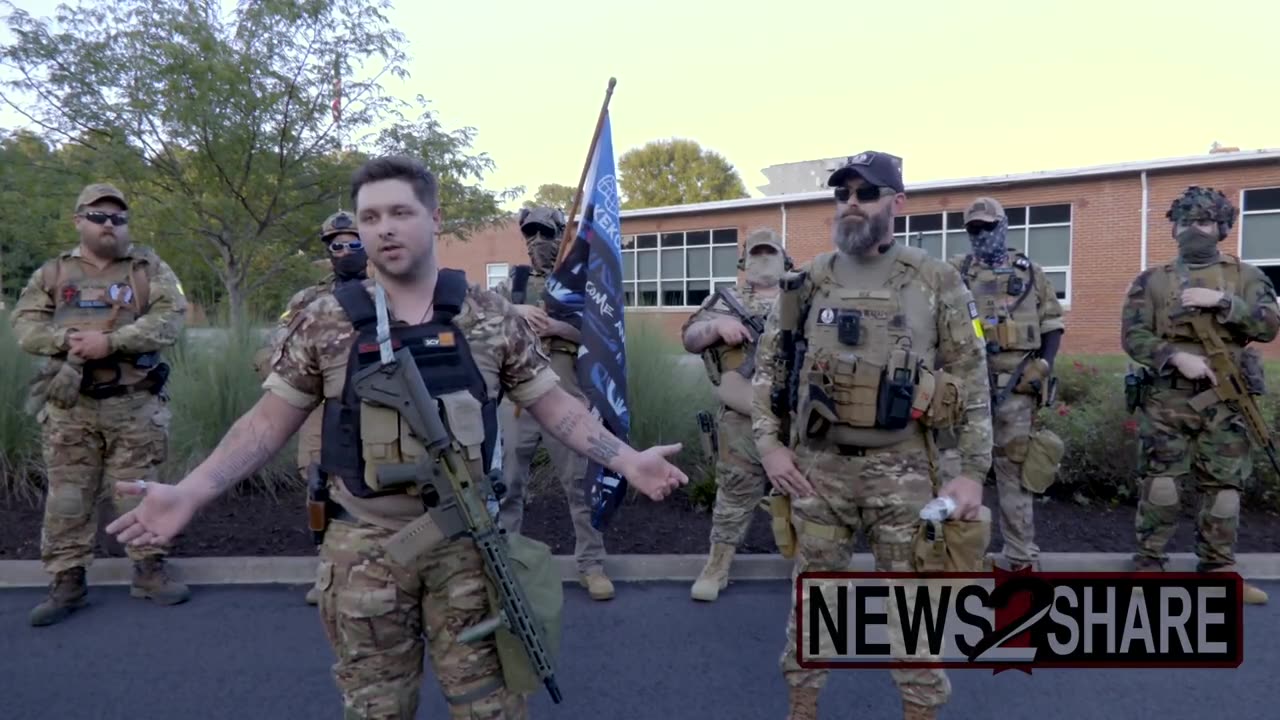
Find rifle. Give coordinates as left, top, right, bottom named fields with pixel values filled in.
left=711, top=287, right=765, bottom=379
left=1177, top=308, right=1280, bottom=476
left=773, top=272, right=808, bottom=446
left=349, top=287, right=561, bottom=704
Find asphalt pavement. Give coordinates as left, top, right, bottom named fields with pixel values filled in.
left=1, top=579, right=1276, bottom=719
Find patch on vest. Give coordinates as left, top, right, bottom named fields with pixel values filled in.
left=108, top=283, right=134, bottom=304
left=60, top=285, right=78, bottom=304
left=423, top=331, right=456, bottom=347
left=816, top=307, right=837, bottom=325
left=967, top=300, right=985, bottom=340
left=76, top=287, right=109, bottom=309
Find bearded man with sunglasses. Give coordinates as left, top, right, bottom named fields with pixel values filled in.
left=752, top=152, right=992, bottom=720
left=946, top=197, right=1065, bottom=573
left=11, top=182, right=190, bottom=626
left=254, top=209, right=370, bottom=605
left=491, top=206, right=614, bottom=601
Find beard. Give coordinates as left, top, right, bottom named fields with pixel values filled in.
left=86, top=233, right=128, bottom=259
left=745, top=254, right=784, bottom=287
left=832, top=203, right=892, bottom=256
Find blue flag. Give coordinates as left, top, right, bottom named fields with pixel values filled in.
left=542, top=113, right=630, bottom=530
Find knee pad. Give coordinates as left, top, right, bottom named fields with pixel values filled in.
left=1209, top=488, right=1240, bottom=520
left=1147, top=477, right=1179, bottom=507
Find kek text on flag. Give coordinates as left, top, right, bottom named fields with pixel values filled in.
left=797, top=570, right=1244, bottom=672
left=542, top=78, right=631, bottom=529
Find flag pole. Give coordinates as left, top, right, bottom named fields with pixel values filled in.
left=557, top=77, right=617, bottom=266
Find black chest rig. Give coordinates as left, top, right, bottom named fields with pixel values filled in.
left=319, top=270, right=498, bottom=499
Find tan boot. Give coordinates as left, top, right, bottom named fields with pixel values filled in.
left=903, top=701, right=938, bottom=720
left=691, top=542, right=736, bottom=602
left=785, top=687, right=819, bottom=720
left=131, top=558, right=191, bottom=606
left=305, top=584, right=321, bottom=605
left=1244, top=582, right=1269, bottom=605
left=579, top=568, right=615, bottom=601
left=29, top=567, right=88, bottom=627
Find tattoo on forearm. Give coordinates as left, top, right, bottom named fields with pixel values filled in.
left=585, top=431, right=622, bottom=466
left=206, top=414, right=278, bottom=494
left=553, top=409, right=586, bottom=439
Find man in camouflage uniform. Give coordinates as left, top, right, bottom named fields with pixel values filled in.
left=10, top=182, right=191, bottom=626
left=949, top=196, right=1065, bottom=571
left=752, top=152, right=993, bottom=720
left=1122, top=185, right=1276, bottom=606
left=493, top=206, right=613, bottom=601
left=681, top=228, right=788, bottom=601
left=253, top=209, right=368, bottom=605
left=103, top=156, right=687, bottom=720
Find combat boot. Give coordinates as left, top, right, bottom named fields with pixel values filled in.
left=903, top=701, right=938, bottom=720
left=130, top=557, right=191, bottom=606
left=785, top=687, right=818, bottom=720
left=1243, top=583, right=1268, bottom=605
left=579, top=568, right=615, bottom=601
left=691, top=542, right=735, bottom=602
left=29, top=567, right=88, bottom=627
left=305, top=585, right=320, bottom=605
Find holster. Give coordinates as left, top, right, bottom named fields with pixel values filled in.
left=912, top=505, right=992, bottom=572
left=764, top=492, right=796, bottom=558
left=1124, top=366, right=1151, bottom=414
left=696, top=410, right=719, bottom=465
left=306, top=464, right=339, bottom=546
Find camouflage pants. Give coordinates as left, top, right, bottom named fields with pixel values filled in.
left=1135, top=385, right=1250, bottom=571
left=37, top=391, right=172, bottom=574
left=709, top=407, right=770, bottom=547
left=316, top=519, right=528, bottom=720
left=780, top=434, right=951, bottom=710
left=496, top=355, right=605, bottom=574
left=992, top=393, right=1038, bottom=566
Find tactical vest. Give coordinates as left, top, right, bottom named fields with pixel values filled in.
left=41, top=247, right=160, bottom=392
left=701, top=285, right=774, bottom=386
left=319, top=270, right=498, bottom=500
left=956, top=252, right=1041, bottom=355
left=786, top=248, right=965, bottom=449
left=1149, top=254, right=1246, bottom=357
left=509, top=264, right=579, bottom=356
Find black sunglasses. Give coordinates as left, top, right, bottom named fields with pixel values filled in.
left=834, top=185, right=890, bottom=204
left=80, top=211, right=128, bottom=226
left=966, top=221, right=998, bottom=235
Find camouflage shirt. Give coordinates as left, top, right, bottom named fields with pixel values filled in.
left=253, top=275, right=338, bottom=380
left=262, top=278, right=561, bottom=528
left=751, top=247, right=994, bottom=480
left=10, top=244, right=186, bottom=357
left=1122, top=254, right=1280, bottom=371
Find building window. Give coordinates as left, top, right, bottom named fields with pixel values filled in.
left=1240, top=187, right=1280, bottom=262
left=893, top=203, right=1072, bottom=303
left=619, top=228, right=740, bottom=307
left=485, top=262, right=509, bottom=290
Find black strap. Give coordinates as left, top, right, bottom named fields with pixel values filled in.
left=510, top=265, right=532, bottom=305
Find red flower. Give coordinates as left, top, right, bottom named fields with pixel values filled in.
left=1123, top=418, right=1139, bottom=435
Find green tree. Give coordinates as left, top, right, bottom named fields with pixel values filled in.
left=617, top=138, right=749, bottom=210
left=522, top=183, right=575, bottom=214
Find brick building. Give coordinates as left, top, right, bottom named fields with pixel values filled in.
left=437, top=148, right=1280, bottom=358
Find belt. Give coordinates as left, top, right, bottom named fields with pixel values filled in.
left=81, top=381, right=156, bottom=400
left=1152, top=374, right=1214, bottom=393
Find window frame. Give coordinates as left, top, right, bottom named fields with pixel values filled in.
left=485, top=262, right=509, bottom=290
left=619, top=227, right=742, bottom=309
left=1237, top=186, right=1280, bottom=264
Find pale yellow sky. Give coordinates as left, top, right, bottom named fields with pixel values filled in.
left=3, top=0, right=1277, bottom=209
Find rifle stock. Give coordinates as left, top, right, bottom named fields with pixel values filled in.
left=1180, top=310, right=1280, bottom=476
left=350, top=346, right=563, bottom=704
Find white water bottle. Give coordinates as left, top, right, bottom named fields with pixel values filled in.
left=919, top=496, right=956, bottom=522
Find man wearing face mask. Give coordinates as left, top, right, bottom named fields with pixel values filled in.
left=493, top=206, right=614, bottom=601
left=11, top=182, right=190, bottom=626
left=752, top=152, right=993, bottom=720
left=681, top=228, right=788, bottom=602
left=948, top=197, right=1065, bottom=572
left=1121, top=186, right=1277, bottom=606
left=254, top=209, right=368, bottom=605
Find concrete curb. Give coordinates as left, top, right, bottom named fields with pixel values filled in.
left=2, top=553, right=1279, bottom=588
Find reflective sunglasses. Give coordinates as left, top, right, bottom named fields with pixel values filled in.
left=833, top=185, right=890, bottom=204
left=80, top=211, right=128, bottom=226
left=329, top=239, right=363, bottom=253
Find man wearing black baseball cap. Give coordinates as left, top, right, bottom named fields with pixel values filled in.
left=756, top=150, right=993, bottom=720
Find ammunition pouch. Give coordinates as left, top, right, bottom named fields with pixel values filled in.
left=1021, top=429, right=1065, bottom=494
left=1012, top=358, right=1051, bottom=401
left=804, top=348, right=964, bottom=440
left=486, top=532, right=563, bottom=696
left=360, top=389, right=487, bottom=494
left=766, top=493, right=796, bottom=558
left=983, top=317, right=1040, bottom=353
left=912, top=505, right=992, bottom=572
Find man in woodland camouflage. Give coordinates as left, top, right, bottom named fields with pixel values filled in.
left=104, top=157, right=688, bottom=719
left=753, top=152, right=992, bottom=720
left=253, top=209, right=368, bottom=605
left=681, top=228, right=787, bottom=601
left=949, top=196, right=1066, bottom=571
left=11, top=182, right=190, bottom=626
left=1122, top=185, right=1275, bottom=605
left=493, top=206, right=613, bottom=601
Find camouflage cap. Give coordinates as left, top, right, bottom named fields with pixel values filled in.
left=321, top=210, right=357, bottom=241
left=1166, top=186, right=1238, bottom=229
left=964, top=196, right=1005, bottom=225
left=518, top=206, right=566, bottom=237
left=75, top=182, right=128, bottom=211
left=744, top=227, right=784, bottom=255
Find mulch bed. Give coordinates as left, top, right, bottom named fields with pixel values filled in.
left=2, top=482, right=1278, bottom=562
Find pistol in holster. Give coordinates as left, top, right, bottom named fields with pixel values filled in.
left=306, top=463, right=338, bottom=546
left=1124, top=365, right=1151, bottom=414
left=696, top=410, right=719, bottom=464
